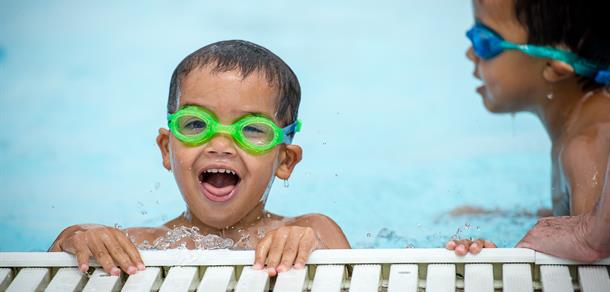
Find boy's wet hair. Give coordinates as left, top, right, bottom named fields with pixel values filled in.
left=168, top=40, right=301, bottom=125
left=514, top=0, right=610, bottom=90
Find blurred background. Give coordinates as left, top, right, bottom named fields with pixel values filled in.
left=0, top=0, right=550, bottom=251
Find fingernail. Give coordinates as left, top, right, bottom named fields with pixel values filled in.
left=127, top=266, right=136, bottom=274
left=471, top=242, right=479, bottom=249
left=80, top=264, right=88, bottom=272
left=111, top=267, right=121, bottom=276
left=277, top=265, right=286, bottom=273
left=137, top=264, right=145, bottom=271
left=457, top=245, right=466, bottom=254
left=253, top=263, right=262, bottom=270
left=294, top=263, right=304, bottom=269
left=267, top=267, right=275, bottom=274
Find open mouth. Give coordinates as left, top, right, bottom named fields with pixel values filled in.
left=198, top=168, right=241, bottom=202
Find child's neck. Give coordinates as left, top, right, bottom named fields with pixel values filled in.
left=533, top=79, right=597, bottom=143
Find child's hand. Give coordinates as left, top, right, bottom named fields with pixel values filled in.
left=253, top=226, right=319, bottom=277
left=445, top=239, right=497, bottom=256
left=50, top=224, right=145, bottom=276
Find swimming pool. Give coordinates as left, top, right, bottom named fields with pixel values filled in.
left=0, top=0, right=550, bottom=251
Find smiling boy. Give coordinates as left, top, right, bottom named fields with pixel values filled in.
left=50, top=40, right=350, bottom=276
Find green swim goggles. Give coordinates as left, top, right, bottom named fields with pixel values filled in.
left=168, top=105, right=301, bottom=154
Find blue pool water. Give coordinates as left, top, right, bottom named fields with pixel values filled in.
left=0, top=0, right=550, bottom=251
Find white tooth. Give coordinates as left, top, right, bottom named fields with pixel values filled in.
left=230, top=171, right=236, bottom=175
left=219, top=169, right=226, bottom=173
left=210, top=169, right=218, bottom=173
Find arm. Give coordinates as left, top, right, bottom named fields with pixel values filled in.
left=517, top=154, right=610, bottom=262
left=561, top=136, right=608, bottom=215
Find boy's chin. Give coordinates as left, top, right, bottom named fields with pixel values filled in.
left=482, top=96, right=518, bottom=114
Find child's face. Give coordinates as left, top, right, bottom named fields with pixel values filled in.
left=157, top=66, right=302, bottom=229
left=468, top=0, right=549, bottom=113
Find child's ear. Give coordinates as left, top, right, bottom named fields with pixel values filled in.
left=156, top=128, right=172, bottom=171
left=275, top=144, right=303, bottom=180
left=543, top=60, right=575, bottom=83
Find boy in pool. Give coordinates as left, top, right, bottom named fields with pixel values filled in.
left=49, top=40, right=350, bottom=276
left=447, top=0, right=610, bottom=260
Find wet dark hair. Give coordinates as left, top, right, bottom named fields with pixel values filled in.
left=514, top=0, right=610, bottom=90
left=168, top=40, right=301, bottom=125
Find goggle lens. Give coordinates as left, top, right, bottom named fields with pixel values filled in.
left=176, top=115, right=208, bottom=136
left=241, top=122, right=275, bottom=146
left=467, top=25, right=504, bottom=60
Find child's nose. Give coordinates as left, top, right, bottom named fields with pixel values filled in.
left=466, top=47, right=478, bottom=63
left=203, top=134, right=237, bottom=157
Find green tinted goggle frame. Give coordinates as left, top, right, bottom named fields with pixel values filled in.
left=168, top=105, right=301, bottom=154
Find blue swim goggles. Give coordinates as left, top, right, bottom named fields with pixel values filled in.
left=466, top=22, right=610, bottom=85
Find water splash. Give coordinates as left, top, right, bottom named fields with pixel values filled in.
left=137, top=226, right=234, bottom=250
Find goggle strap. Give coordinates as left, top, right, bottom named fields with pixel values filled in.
left=281, top=120, right=301, bottom=144
left=595, top=69, right=610, bottom=85
left=502, top=43, right=605, bottom=82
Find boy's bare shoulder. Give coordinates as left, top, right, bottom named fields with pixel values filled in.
left=290, top=213, right=339, bottom=227
left=289, top=213, right=350, bottom=248
left=561, top=121, right=610, bottom=161
left=560, top=123, right=610, bottom=178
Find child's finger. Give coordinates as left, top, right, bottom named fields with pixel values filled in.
left=484, top=240, right=497, bottom=248
left=294, top=230, right=316, bottom=269
left=445, top=240, right=458, bottom=250
left=277, top=230, right=302, bottom=272
left=72, top=240, right=92, bottom=272
left=101, top=234, right=136, bottom=275
left=88, top=234, right=121, bottom=276
left=454, top=239, right=472, bottom=256
left=254, top=235, right=273, bottom=270
left=469, top=239, right=486, bottom=255
left=266, top=230, right=290, bottom=276
left=114, top=230, right=145, bottom=271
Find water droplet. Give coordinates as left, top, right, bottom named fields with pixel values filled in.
left=140, top=210, right=148, bottom=215
left=257, top=227, right=266, bottom=239
left=283, top=180, right=289, bottom=188
left=322, top=142, right=327, bottom=145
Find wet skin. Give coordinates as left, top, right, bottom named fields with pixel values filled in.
left=50, top=67, right=350, bottom=276
left=448, top=0, right=610, bottom=260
